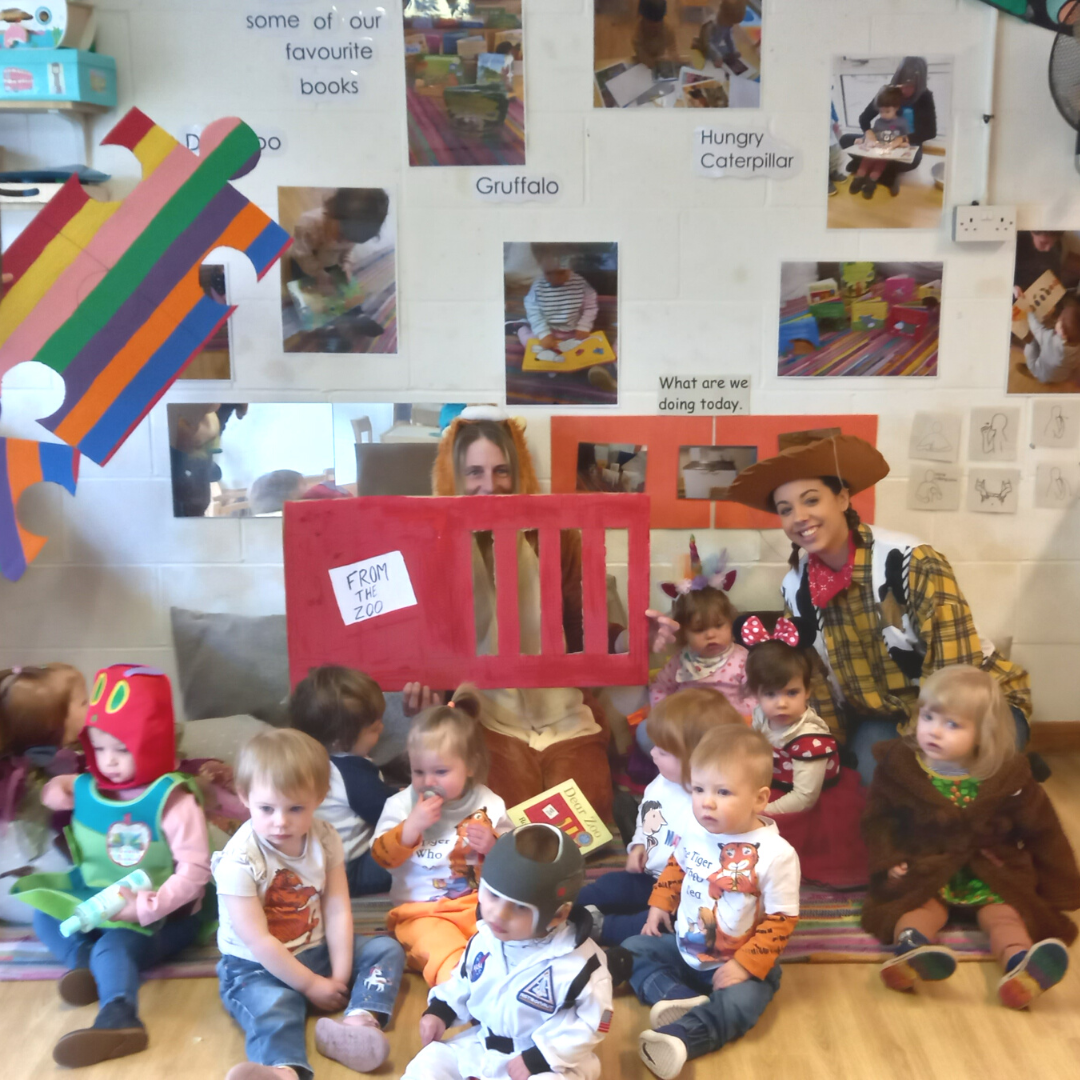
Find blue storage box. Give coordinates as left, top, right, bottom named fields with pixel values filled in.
left=0, top=48, right=116, bottom=107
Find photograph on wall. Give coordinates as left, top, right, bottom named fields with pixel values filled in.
left=968, top=407, right=1019, bottom=462
left=828, top=55, right=951, bottom=230
left=278, top=187, right=397, bottom=355
left=593, top=1, right=761, bottom=109
left=1007, top=230, right=1080, bottom=394
left=1035, top=463, right=1080, bottom=509
left=504, top=242, right=619, bottom=406
left=576, top=442, right=647, bottom=493
left=403, top=1, right=525, bottom=166
left=1032, top=398, right=1080, bottom=448
left=779, top=261, right=942, bottom=377
left=967, top=467, right=1020, bottom=514
left=168, top=403, right=335, bottom=518
left=178, top=265, right=232, bottom=380
left=907, top=465, right=962, bottom=511
left=677, top=445, right=757, bottom=499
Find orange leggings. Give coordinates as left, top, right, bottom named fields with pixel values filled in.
left=895, top=896, right=1031, bottom=968
left=386, top=894, right=478, bottom=986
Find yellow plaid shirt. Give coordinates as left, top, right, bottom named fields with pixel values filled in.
left=785, top=524, right=1032, bottom=737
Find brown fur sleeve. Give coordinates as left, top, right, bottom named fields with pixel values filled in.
left=734, top=913, right=799, bottom=979
left=860, top=762, right=913, bottom=882
left=371, top=821, right=421, bottom=870
left=1013, top=777, right=1080, bottom=912
left=649, top=855, right=685, bottom=914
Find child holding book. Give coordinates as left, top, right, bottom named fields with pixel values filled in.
left=215, top=728, right=404, bottom=1079
left=579, top=688, right=742, bottom=945
left=372, top=691, right=513, bottom=985
left=624, top=725, right=800, bottom=1079
left=517, top=243, right=599, bottom=356
left=288, top=665, right=395, bottom=896
left=403, top=823, right=613, bottom=1080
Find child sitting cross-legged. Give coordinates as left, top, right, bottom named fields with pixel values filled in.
left=288, top=665, right=395, bottom=896
left=578, top=687, right=744, bottom=946
left=372, top=688, right=513, bottom=986
left=402, top=823, right=614, bottom=1080
left=215, top=728, right=405, bottom=1080
left=624, top=725, right=800, bottom=1079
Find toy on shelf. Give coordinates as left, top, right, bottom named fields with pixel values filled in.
left=59, top=869, right=151, bottom=937
left=521, top=330, right=616, bottom=373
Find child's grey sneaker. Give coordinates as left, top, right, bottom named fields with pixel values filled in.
left=639, top=1028, right=689, bottom=1079
left=648, top=994, right=709, bottom=1029
left=584, top=904, right=604, bottom=943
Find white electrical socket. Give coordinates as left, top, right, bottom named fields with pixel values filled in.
left=953, top=205, right=1016, bottom=243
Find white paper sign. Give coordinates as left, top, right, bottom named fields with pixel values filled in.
left=1031, top=400, right=1080, bottom=449
left=694, top=128, right=802, bottom=179
left=182, top=124, right=287, bottom=155
left=968, top=408, right=1020, bottom=462
left=909, top=412, right=960, bottom=464
left=967, top=468, right=1020, bottom=514
left=657, top=374, right=751, bottom=415
left=329, top=550, right=417, bottom=627
left=908, top=465, right=962, bottom=511
left=473, top=174, right=562, bottom=203
left=1035, top=463, right=1080, bottom=508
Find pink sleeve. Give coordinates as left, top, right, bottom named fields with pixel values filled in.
left=725, top=648, right=757, bottom=716
left=649, top=656, right=681, bottom=706
left=40, top=774, right=76, bottom=811
left=120, top=790, right=211, bottom=926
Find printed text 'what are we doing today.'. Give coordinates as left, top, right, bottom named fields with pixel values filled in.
left=243, top=7, right=385, bottom=100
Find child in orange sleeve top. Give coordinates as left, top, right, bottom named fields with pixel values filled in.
left=623, top=725, right=800, bottom=1079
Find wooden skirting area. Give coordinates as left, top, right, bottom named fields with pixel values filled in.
left=1029, top=722, right=1080, bottom=754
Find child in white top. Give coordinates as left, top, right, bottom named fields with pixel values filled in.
left=372, top=691, right=513, bottom=985
left=517, top=243, right=599, bottom=355
left=625, top=725, right=800, bottom=1079
left=1023, top=296, right=1080, bottom=384
left=288, top=665, right=395, bottom=896
left=214, top=728, right=404, bottom=1080
left=579, top=687, right=743, bottom=945
left=403, top=824, right=613, bottom=1080
left=740, top=624, right=868, bottom=889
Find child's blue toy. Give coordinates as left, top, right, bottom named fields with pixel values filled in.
left=59, top=869, right=152, bottom=937
left=779, top=313, right=821, bottom=356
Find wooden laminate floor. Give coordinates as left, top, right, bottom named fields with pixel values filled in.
left=6, top=755, right=1080, bottom=1079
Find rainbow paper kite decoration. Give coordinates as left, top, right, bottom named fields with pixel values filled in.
left=0, top=437, right=79, bottom=582
left=0, top=108, right=290, bottom=467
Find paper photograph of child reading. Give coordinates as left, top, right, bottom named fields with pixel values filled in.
left=278, top=187, right=397, bottom=355
left=593, top=1, right=761, bottom=110
left=403, top=1, right=524, bottom=166
left=504, top=242, right=620, bottom=406
left=1008, top=230, right=1080, bottom=394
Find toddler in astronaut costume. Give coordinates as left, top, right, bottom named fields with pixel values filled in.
left=402, top=824, right=614, bottom=1080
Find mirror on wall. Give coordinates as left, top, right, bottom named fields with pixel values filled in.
left=168, top=402, right=450, bottom=516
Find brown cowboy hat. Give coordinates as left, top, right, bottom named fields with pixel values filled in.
left=724, top=434, right=889, bottom=512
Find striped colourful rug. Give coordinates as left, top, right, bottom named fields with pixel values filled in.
left=407, top=91, right=525, bottom=167
left=778, top=297, right=938, bottom=377
left=0, top=872, right=991, bottom=982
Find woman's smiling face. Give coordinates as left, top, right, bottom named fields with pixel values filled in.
left=771, top=478, right=851, bottom=561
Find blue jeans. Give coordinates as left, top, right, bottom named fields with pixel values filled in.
left=33, top=909, right=201, bottom=1010
left=577, top=870, right=656, bottom=945
left=624, top=933, right=781, bottom=1060
left=850, top=705, right=1031, bottom=786
left=218, top=934, right=404, bottom=1080
left=345, top=850, right=392, bottom=897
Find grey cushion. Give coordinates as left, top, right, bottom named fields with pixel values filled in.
left=170, top=607, right=290, bottom=725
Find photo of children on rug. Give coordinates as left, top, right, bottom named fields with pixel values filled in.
left=577, top=442, right=647, bottom=493
left=504, top=242, right=619, bottom=406
left=779, top=261, right=942, bottom=377
left=403, top=1, right=525, bottom=166
left=594, top=1, right=761, bottom=109
left=828, top=56, right=951, bottom=230
left=677, top=446, right=757, bottom=499
left=1007, top=230, right=1080, bottom=394
left=278, top=186, right=397, bottom=354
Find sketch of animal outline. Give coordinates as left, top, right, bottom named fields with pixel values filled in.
left=980, top=413, right=1010, bottom=456
left=1045, top=406, right=1067, bottom=442
left=363, top=966, right=391, bottom=991
left=915, top=469, right=943, bottom=504
left=1046, top=467, right=1072, bottom=503
left=974, top=477, right=1013, bottom=505
left=916, top=421, right=953, bottom=454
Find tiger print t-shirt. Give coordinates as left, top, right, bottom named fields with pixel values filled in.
left=372, top=784, right=512, bottom=906
left=661, top=815, right=800, bottom=972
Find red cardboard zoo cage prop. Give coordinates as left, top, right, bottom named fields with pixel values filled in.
left=284, top=494, right=651, bottom=690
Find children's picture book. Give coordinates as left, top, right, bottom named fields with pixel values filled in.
left=846, top=141, right=919, bottom=163
left=508, top=781, right=613, bottom=857
left=1012, top=269, right=1066, bottom=338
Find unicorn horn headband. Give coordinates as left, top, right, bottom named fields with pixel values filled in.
left=660, top=537, right=737, bottom=598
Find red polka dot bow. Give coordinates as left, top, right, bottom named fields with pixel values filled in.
left=739, top=615, right=800, bottom=648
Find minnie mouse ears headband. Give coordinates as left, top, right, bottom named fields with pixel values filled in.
left=660, top=536, right=737, bottom=599
left=732, top=614, right=815, bottom=650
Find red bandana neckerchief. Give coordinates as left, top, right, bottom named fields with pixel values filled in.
left=807, top=534, right=856, bottom=608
